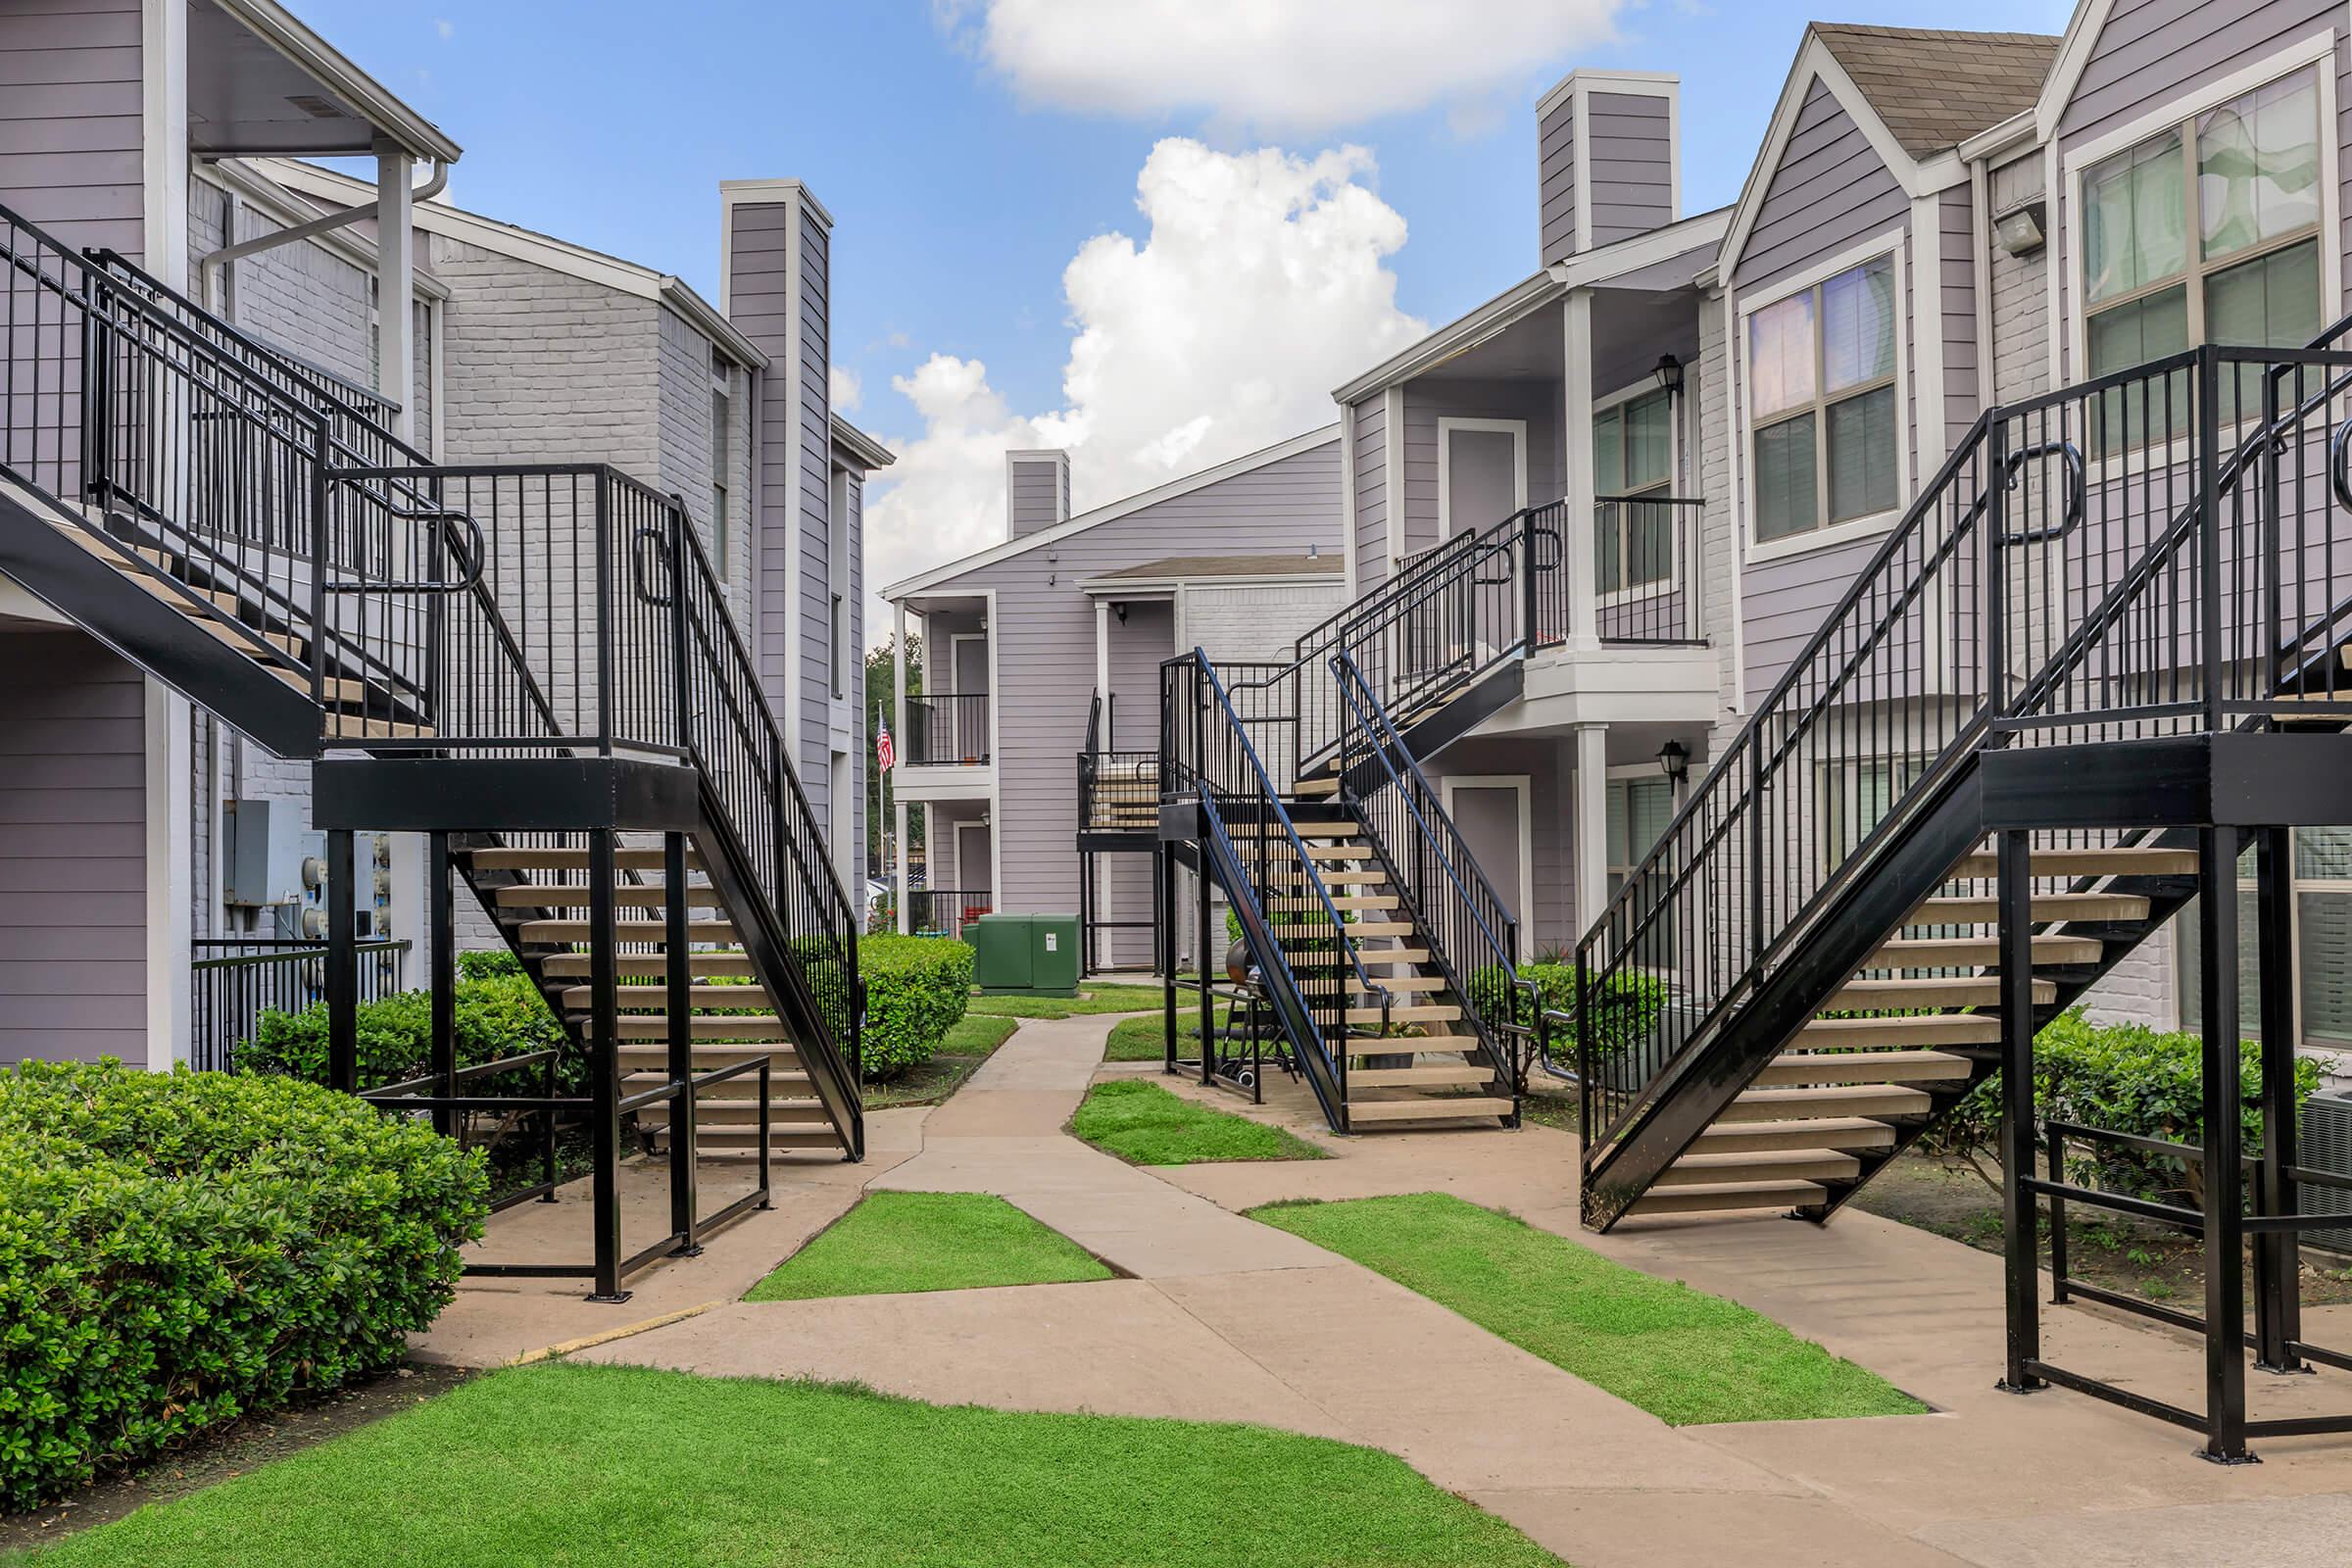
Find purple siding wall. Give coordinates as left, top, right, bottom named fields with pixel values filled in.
left=0, top=0, right=142, bottom=257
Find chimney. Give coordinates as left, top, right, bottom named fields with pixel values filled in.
left=1006, top=449, right=1071, bottom=538
left=1537, top=72, right=1680, bottom=266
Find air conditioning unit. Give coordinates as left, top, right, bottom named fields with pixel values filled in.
left=2298, top=1091, right=2352, bottom=1256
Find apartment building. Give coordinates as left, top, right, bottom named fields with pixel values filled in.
left=0, top=0, right=878, bottom=1075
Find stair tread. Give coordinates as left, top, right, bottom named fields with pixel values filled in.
left=565, top=984, right=774, bottom=1009
left=517, top=919, right=737, bottom=943
left=1796, top=1014, right=1999, bottom=1043
left=543, top=952, right=754, bottom=978
left=1347, top=1004, right=1459, bottom=1023
left=1690, top=1117, right=1899, bottom=1152
left=1348, top=1063, right=1494, bottom=1089
left=473, top=847, right=707, bottom=873
left=1909, top=891, right=2150, bottom=924
left=1948, top=846, right=2199, bottom=878
left=495, top=884, right=725, bottom=908
left=1345, top=1096, right=1515, bottom=1123
left=1759, top=1049, right=1975, bottom=1085
left=1629, top=1179, right=1826, bottom=1215
left=1657, top=1150, right=1862, bottom=1186
left=1867, top=934, right=2103, bottom=966
left=1828, top=976, right=2055, bottom=1004
left=1339, top=1035, right=1480, bottom=1054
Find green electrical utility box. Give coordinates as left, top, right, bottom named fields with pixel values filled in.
left=967, top=912, right=1080, bottom=997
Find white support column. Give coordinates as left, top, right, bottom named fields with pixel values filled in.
left=1572, top=721, right=1610, bottom=932
left=1095, top=600, right=1111, bottom=710
left=1562, top=287, right=1599, bottom=648
left=894, top=601, right=909, bottom=934
left=375, top=151, right=416, bottom=445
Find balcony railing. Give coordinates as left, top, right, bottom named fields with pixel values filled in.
left=191, top=937, right=410, bottom=1073
left=907, top=888, right=992, bottom=940
left=906, top=693, right=991, bottom=764
left=1593, top=494, right=1704, bottom=646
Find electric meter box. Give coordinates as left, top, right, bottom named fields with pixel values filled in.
left=965, top=913, right=1080, bottom=997
left=221, top=800, right=311, bottom=907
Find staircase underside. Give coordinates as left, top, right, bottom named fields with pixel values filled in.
left=1584, top=729, right=2352, bottom=1231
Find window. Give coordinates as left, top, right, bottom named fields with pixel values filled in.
left=2180, top=827, right=2352, bottom=1048
left=1748, top=254, right=1899, bottom=546
left=710, top=363, right=733, bottom=572
left=1821, top=758, right=1920, bottom=868
left=1605, top=776, right=1675, bottom=898
left=1593, top=388, right=1674, bottom=593
left=2082, top=67, right=2324, bottom=431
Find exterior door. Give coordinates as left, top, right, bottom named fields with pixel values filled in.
left=950, top=635, right=990, bottom=761
left=1445, top=779, right=1527, bottom=932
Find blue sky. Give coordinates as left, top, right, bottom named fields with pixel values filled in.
left=305, top=0, right=2070, bottom=424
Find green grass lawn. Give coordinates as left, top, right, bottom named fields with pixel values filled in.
left=942, top=1012, right=1020, bottom=1054
left=1070, top=1079, right=1324, bottom=1166
left=747, top=1191, right=1110, bottom=1301
left=1103, top=1008, right=1234, bottom=1061
left=7, top=1362, right=1560, bottom=1568
left=860, top=1016, right=1020, bottom=1110
left=967, top=982, right=1201, bottom=1019
left=1252, top=1193, right=1924, bottom=1426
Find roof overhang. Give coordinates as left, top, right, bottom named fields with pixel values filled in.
left=2032, top=0, right=2116, bottom=144
left=1959, top=108, right=2040, bottom=166
left=1549, top=206, right=1729, bottom=291
left=832, top=416, right=896, bottom=473
left=880, top=423, right=1341, bottom=603
left=257, top=160, right=767, bottom=369
left=1718, top=29, right=1969, bottom=284
left=1079, top=570, right=1338, bottom=596
left=194, top=0, right=462, bottom=165
left=1333, top=273, right=1562, bottom=405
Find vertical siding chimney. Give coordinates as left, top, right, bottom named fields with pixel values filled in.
left=1537, top=72, right=1681, bottom=266
left=1006, top=449, right=1071, bottom=538
left=718, top=177, right=833, bottom=778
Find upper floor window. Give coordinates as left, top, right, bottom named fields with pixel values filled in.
left=1594, top=388, right=1673, bottom=592
left=1748, top=254, right=1898, bottom=547
left=2082, top=68, right=2323, bottom=422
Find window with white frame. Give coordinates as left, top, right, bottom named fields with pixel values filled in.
left=2179, top=828, right=2352, bottom=1049
left=2082, top=67, right=2323, bottom=429
left=1593, top=387, right=1674, bottom=593
left=1605, top=775, right=1675, bottom=897
left=1748, top=253, right=1899, bottom=544
left=1820, top=757, right=1920, bottom=869
left=710, top=364, right=732, bottom=573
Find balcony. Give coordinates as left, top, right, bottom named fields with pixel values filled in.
left=906, top=693, right=991, bottom=765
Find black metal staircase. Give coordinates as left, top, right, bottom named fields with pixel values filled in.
left=0, top=198, right=862, bottom=1302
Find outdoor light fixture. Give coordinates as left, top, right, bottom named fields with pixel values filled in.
left=1993, top=201, right=2046, bottom=258
left=1653, top=353, right=1685, bottom=400
left=1114, top=602, right=1129, bottom=623
left=1657, top=739, right=1689, bottom=781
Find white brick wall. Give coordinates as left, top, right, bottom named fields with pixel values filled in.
left=1987, top=155, right=2049, bottom=403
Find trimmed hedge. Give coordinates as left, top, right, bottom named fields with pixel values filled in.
left=1465, top=962, right=1667, bottom=1059
left=239, top=971, right=571, bottom=1096
left=855, top=936, right=974, bottom=1082
left=0, top=1060, right=486, bottom=1507
left=1925, top=1008, right=2321, bottom=1203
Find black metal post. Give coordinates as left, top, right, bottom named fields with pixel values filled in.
left=428, top=830, right=456, bottom=1139
left=1985, top=414, right=2008, bottom=719
left=1079, top=838, right=1094, bottom=978
left=665, top=831, right=700, bottom=1257
left=1160, top=840, right=1179, bottom=1076
left=2197, top=824, right=2251, bottom=1461
left=2253, top=824, right=2304, bottom=1375
left=587, top=833, right=629, bottom=1303
left=2198, top=349, right=2225, bottom=733
left=1520, top=511, right=1538, bottom=656
left=2046, top=1123, right=2070, bottom=1306
left=325, top=828, right=358, bottom=1095
left=1197, top=843, right=1214, bottom=1088
left=1997, top=828, right=2043, bottom=1393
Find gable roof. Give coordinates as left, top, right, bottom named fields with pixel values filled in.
left=831, top=416, right=895, bottom=473
left=1811, top=24, right=2059, bottom=160
left=880, top=424, right=1340, bottom=602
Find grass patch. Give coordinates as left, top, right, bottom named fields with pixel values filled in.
left=748, top=1192, right=1109, bottom=1301
left=1070, top=1079, right=1324, bottom=1166
left=968, top=982, right=1198, bottom=1019
left=1103, top=1008, right=1235, bottom=1061
left=1251, top=1193, right=1924, bottom=1426
left=860, top=1017, right=1020, bottom=1111
left=4, top=1362, right=1560, bottom=1568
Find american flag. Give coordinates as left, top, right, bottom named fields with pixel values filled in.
left=875, top=708, right=896, bottom=773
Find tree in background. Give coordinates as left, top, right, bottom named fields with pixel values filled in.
left=866, top=634, right=921, bottom=875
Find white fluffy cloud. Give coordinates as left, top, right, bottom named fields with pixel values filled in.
left=863, top=138, right=1428, bottom=637
left=829, top=365, right=863, bottom=414
left=935, top=0, right=1623, bottom=131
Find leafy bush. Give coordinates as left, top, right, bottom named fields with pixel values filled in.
left=1465, top=962, right=1667, bottom=1060
left=240, top=972, right=572, bottom=1096
left=456, top=948, right=524, bottom=981
left=0, top=1060, right=486, bottom=1506
left=855, top=936, right=974, bottom=1082
left=1923, top=1008, right=2320, bottom=1203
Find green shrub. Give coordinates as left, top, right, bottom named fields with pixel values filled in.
left=240, top=972, right=571, bottom=1096
left=853, top=936, right=974, bottom=1082
left=0, top=1060, right=486, bottom=1507
left=1464, top=962, right=1667, bottom=1059
left=1923, top=1008, right=2321, bottom=1203
left=456, top=948, right=523, bottom=981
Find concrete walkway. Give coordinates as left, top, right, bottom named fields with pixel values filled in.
left=436, top=1014, right=2352, bottom=1566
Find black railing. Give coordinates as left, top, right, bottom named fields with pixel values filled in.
left=906, top=888, right=992, bottom=939
left=190, top=937, right=409, bottom=1072
left=1331, top=653, right=1517, bottom=1102
left=1574, top=338, right=2352, bottom=1204
left=905, top=693, right=990, bottom=763
left=1163, top=649, right=1394, bottom=1131
left=1593, top=494, right=1703, bottom=645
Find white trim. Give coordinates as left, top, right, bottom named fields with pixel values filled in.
left=882, top=424, right=1340, bottom=601
left=1435, top=416, right=1529, bottom=539
left=1720, top=278, right=1747, bottom=713
left=143, top=679, right=191, bottom=1069
left=1537, top=67, right=1679, bottom=122
left=142, top=0, right=189, bottom=290
left=1735, top=226, right=1914, bottom=567
left=1549, top=208, right=1729, bottom=290
left=270, top=160, right=766, bottom=369
left=719, top=177, right=835, bottom=232
left=2044, top=136, right=2065, bottom=388
left=427, top=296, right=446, bottom=460
left=830, top=415, right=896, bottom=472
left=782, top=195, right=807, bottom=763
left=1970, top=159, right=1994, bottom=415
left=2034, top=0, right=2120, bottom=144
left=1591, top=377, right=1683, bottom=610
left=2060, top=33, right=2342, bottom=390
left=1383, top=389, right=1405, bottom=565
left=195, top=163, right=450, bottom=302
left=1336, top=273, right=1560, bottom=404
left=1718, top=32, right=1967, bottom=284
left=1910, top=193, right=1948, bottom=473
left=1340, top=401, right=1359, bottom=604
left=1572, top=86, right=1593, bottom=254
left=1440, top=775, right=1534, bottom=927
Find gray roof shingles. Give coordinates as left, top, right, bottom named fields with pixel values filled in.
left=1810, top=23, right=2060, bottom=157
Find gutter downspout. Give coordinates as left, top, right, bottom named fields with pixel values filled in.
left=196, top=157, right=447, bottom=316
